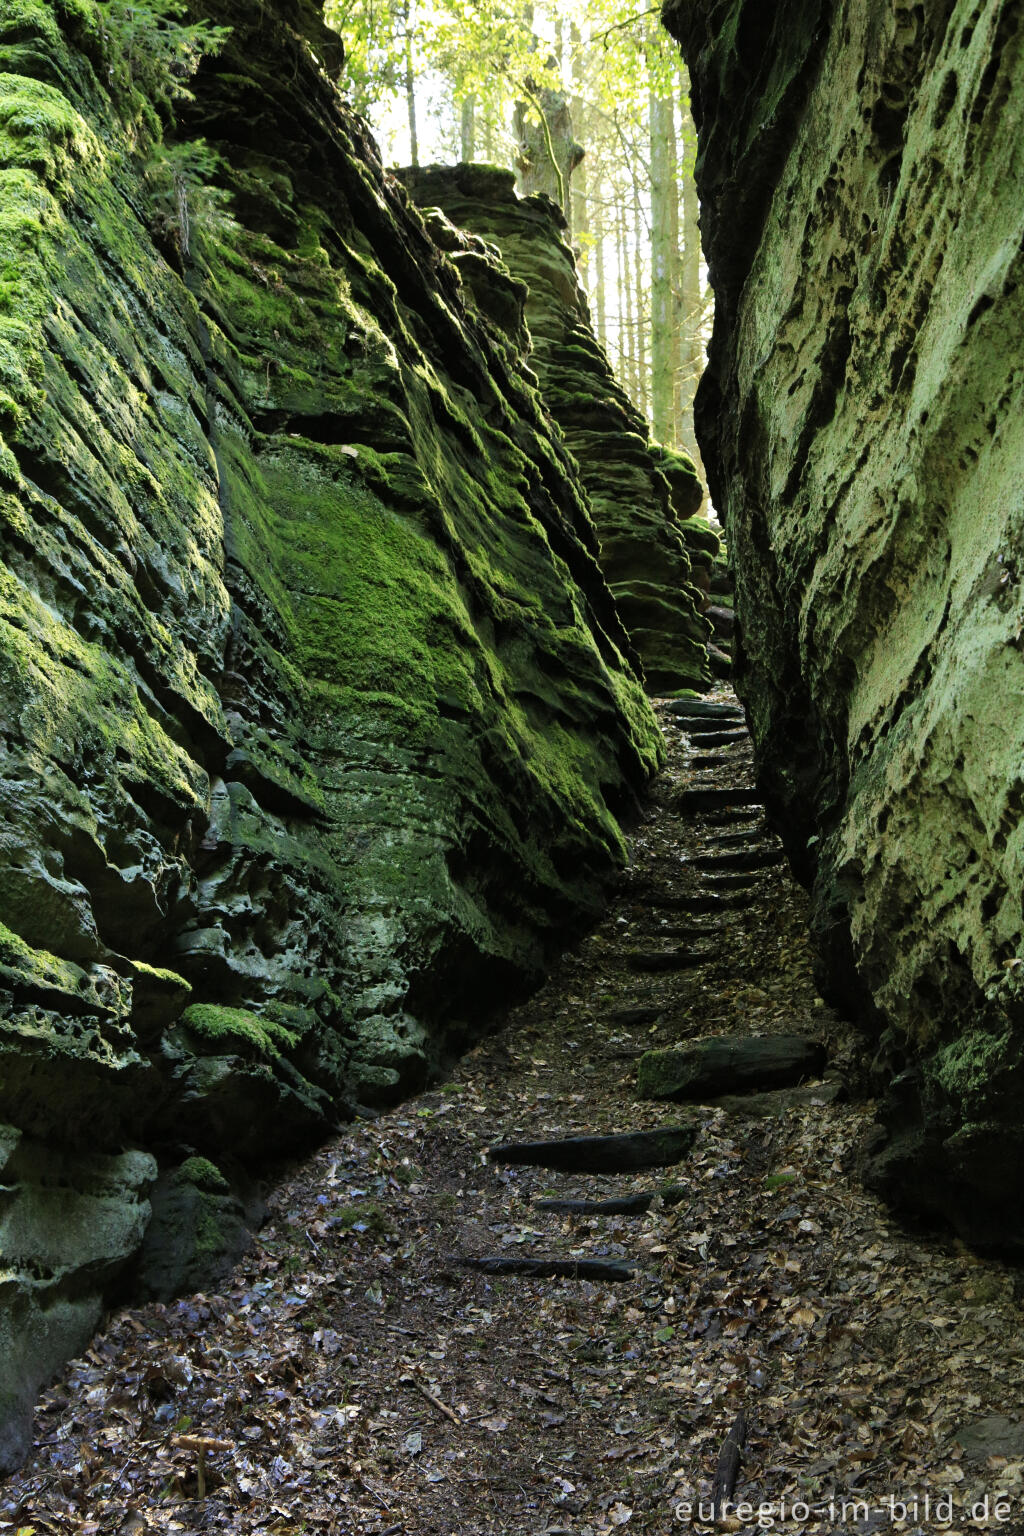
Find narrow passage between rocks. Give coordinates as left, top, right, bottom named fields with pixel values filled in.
left=7, top=696, right=1024, bottom=1536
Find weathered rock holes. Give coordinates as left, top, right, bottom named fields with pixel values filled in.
left=932, top=70, right=959, bottom=129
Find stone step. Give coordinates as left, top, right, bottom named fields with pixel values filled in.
left=678, top=716, right=747, bottom=737
left=678, top=787, right=763, bottom=814
left=623, top=947, right=715, bottom=972
left=664, top=700, right=744, bottom=723
left=705, top=829, right=775, bottom=849
left=688, top=754, right=732, bottom=769
left=463, top=1256, right=639, bottom=1282
left=686, top=729, right=750, bottom=749
left=625, top=889, right=753, bottom=915
left=638, top=1034, right=827, bottom=1102
left=698, top=871, right=761, bottom=891
left=534, top=1184, right=688, bottom=1216
left=693, top=847, right=786, bottom=874
left=487, top=1125, right=697, bottom=1173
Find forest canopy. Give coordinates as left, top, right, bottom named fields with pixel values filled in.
left=325, top=0, right=710, bottom=468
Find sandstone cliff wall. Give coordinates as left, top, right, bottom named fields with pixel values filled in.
left=666, top=0, right=1024, bottom=1246
left=398, top=164, right=720, bottom=696
left=0, top=0, right=660, bottom=1459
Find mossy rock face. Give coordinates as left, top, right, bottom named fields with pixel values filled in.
left=136, top=1156, right=252, bottom=1301
left=0, top=1121, right=155, bottom=1473
left=399, top=164, right=716, bottom=697
left=0, top=0, right=663, bottom=1450
left=669, top=0, right=1024, bottom=1244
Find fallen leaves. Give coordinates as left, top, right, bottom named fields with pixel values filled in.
left=4, top=693, right=1024, bottom=1534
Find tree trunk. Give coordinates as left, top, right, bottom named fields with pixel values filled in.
left=403, top=2, right=418, bottom=167
left=619, top=191, right=637, bottom=400
left=633, top=179, right=648, bottom=419
left=570, top=22, right=588, bottom=260
left=513, top=86, right=584, bottom=222
left=460, top=94, right=476, bottom=162
left=593, top=180, right=607, bottom=348
left=649, top=85, right=676, bottom=444
left=679, top=71, right=707, bottom=498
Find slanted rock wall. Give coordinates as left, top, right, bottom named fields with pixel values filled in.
left=398, top=164, right=718, bottom=696
left=0, top=0, right=661, bottom=1460
left=666, top=0, right=1024, bottom=1247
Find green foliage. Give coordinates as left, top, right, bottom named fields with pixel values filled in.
left=144, top=138, right=235, bottom=256
left=96, top=0, right=231, bottom=117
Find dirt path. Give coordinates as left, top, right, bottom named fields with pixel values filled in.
left=5, top=695, right=1024, bottom=1536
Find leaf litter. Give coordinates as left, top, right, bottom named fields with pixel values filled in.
left=3, top=692, right=1024, bottom=1536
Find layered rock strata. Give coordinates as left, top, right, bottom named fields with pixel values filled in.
left=667, top=0, right=1024, bottom=1246
left=398, top=164, right=718, bottom=696
left=0, top=0, right=661, bottom=1458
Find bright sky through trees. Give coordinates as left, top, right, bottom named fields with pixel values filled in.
left=325, top=0, right=712, bottom=474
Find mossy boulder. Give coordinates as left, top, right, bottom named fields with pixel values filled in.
left=136, top=1155, right=254, bottom=1301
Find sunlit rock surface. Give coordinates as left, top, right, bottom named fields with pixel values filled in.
left=399, top=163, right=718, bottom=696
left=667, top=0, right=1024, bottom=1246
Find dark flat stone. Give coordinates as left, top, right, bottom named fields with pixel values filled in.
left=626, top=889, right=750, bottom=914
left=706, top=829, right=774, bottom=849
left=693, top=847, right=786, bottom=873
left=605, top=1004, right=664, bottom=1026
left=699, top=872, right=759, bottom=890
left=677, top=715, right=747, bottom=736
left=638, top=1035, right=827, bottom=1101
left=535, top=1184, right=688, bottom=1216
left=954, top=1416, right=1024, bottom=1461
left=664, top=700, right=744, bottom=722
left=678, top=787, right=763, bottom=813
left=686, top=729, right=749, bottom=748
left=463, top=1256, right=639, bottom=1281
left=623, top=947, right=715, bottom=972
left=487, top=1125, right=698, bottom=1172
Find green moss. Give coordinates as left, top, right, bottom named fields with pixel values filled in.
left=927, top=1029, right=1013, bottom=1104
left=180, top=1003, right=299, bottom=1058
left=0, top=918, right=88, bottom=996
left=131, top=961, right=190, bottom=990
left=174, top=1155, right=229, bottom=1192
left=332, top=1200, right=389, bottom=1234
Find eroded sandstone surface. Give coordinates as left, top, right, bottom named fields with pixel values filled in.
left=0, top=0, right=661, bottom=1459
left=667, top=0, right=1024, bottom=1245
left=398, top=164, right=719, bottom=696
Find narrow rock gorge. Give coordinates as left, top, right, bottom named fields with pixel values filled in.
left=667, top=0, right=1024, bottom=1248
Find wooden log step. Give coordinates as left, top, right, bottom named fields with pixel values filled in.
left=626, top=890, right=751, bottom=914
left=487, top=1125, right=697, bottom=1172
left=711, top=1410, right=747, bottom=1520
left=688, top=754, right=731, bottom=769
left=637, top=1034, right=827, bottom=1102
left=693, top=847, right=786, bottom=873
left=705, top=828, right=774, bottom=849
left=604, top=1003, right=664, bottom=1026
left=677, top=715, right=747, bottom=737
left=652, top=923, right=717, bottom=941
left=664, top=700, right=744, bottom=723
left=534, top=1184, right=688, bottom=1216
left=678, top=787, right=763, bottom=813
left=463, top=1256, right=639, bottom=1282
left=698, top=872, right=759, bottom=891
left=624, top=947, right=715, bottom=972
left=685, top=729, right=749, bottom=748
left=700, top=805, right=764, bottom=825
